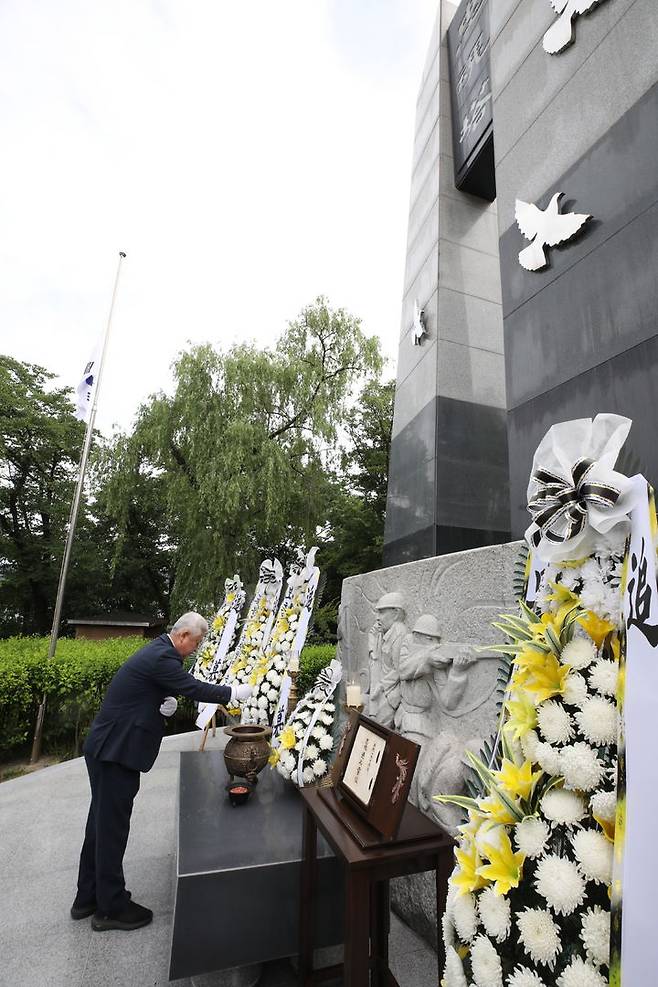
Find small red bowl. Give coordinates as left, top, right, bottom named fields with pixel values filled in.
left=226, top=781, right=253, bottom=806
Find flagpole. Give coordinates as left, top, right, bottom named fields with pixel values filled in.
left=30, top=251, right=127, bottom=763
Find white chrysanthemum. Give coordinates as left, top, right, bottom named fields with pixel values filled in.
left=453, top=892, right=478, bottom=942
left=311, top=726, right=325, bottom=740
left=588, top=659, right=618, bottom=697
left=541, top=788, right=586, bottom=827
left=560, top=742, right=604, bottom=792
left=516, top=907, right=561, bottom=969
left=312, top=758, right=327, bottom=777
left=477, top=886, right=510, bottom=942
left=534, top=854, right=586, bottom=915
left=537, top=700, right=574, bottom=745
left=514, top=817, right=549, bottom=858
left=590, top=789, right=616, bottom=825
left=319, top=734, right=333, bottom=751
left=601, top=585, right=621, bottom=626
left=304, top=744, right=319, bottom=762
left=257, top=695, right=268, bottom=708
left=302, top=766, right=315, bottom=784
left=556, top=956, right=607, bottom=987
left=520, top=729, right=540, bottom=762
left=442, top=909, right=456, bottom=951
left=535, top=741, right=561, bottom=776
left=267, top=689, right=278, bottom=702
left=561, top=637, right=596, bottom=671
left=507, top=967, right=547, bottom=987
left=579, top=584, right=608, bottom=618
left=575, top=697, right=617, bottom=745
left=444, top=946, right=468, bottom=987
left=470, top=935, right=503, bottom=987
left=563, top=671, right=588, bottom=707
left=581, top=905, right=610, bottom=966
left=571, top=829, right=613, bottom=884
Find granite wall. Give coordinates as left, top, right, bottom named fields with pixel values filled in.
left=490, top=0, right=658, bottom=535
left=383, top=0, right=509, bottom=565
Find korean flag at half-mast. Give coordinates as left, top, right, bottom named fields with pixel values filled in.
left=74, top=337, right=102, bottom=422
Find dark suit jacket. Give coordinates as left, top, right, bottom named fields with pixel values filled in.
left=83, top=634, right=232, bottom=772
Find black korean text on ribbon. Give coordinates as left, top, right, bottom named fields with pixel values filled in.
left=528, top=457, right=621, bottom=547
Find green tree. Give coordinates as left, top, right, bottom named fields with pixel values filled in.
left=106, top=298, right=383, bottom=615
left=0, top=357, right=87, bottom=634
left=313, top=378, right=395, bottom=638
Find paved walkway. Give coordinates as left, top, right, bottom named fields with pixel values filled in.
left=0, top=731, right=438, bottom=987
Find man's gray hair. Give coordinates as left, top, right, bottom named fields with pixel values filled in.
left=171, top=612, right=208, bottom=637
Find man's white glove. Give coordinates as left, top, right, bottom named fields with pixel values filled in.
left=231, top=684, right=253, bottom=703
left=160, top=696, right=178, bottom=717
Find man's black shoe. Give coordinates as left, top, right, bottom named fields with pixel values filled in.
left=70, top=898, right=96, bottom=920
left=71, top=889, right=131, bottom=920
left=91, top=900, right=153, bottom=932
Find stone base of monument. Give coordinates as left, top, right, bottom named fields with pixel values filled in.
left=189, top=965, right=263, bottom=987
left=339, top=540, right=520, bottom=946
left=169, top=749, right=344, bottom=982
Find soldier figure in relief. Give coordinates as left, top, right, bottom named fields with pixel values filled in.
left=366, top=592, right=407, bottom=726
left=394, top=614, right=475, bottom=744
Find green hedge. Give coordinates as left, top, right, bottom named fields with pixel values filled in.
left=0, top=636, right=336, bottom=761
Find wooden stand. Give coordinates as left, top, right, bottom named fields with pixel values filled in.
left=298, top=784, right=454, bottom=986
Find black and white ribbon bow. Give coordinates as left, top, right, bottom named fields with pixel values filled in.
left=259, top=561, right=278, bottom=584
left=528, top=457, right=621, bottom=547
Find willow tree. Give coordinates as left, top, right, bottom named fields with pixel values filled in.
left=104, top=298, right=382, bottom=615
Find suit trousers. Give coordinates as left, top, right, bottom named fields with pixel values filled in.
left=76, top=754, right=141, bottom=916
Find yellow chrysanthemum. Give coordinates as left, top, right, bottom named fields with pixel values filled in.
left=451, top=841, right=490, bottom=896
left=212, top=615, right=225, bottom=633
left=279, top=725, right=297, bottom=750
left=476, top=829, right=525, bottom=896
left=226, top=592, right=235, bottom=603
left=268, top=748, right=280, bottom=767
left=495, top=759, right=542, bottom=802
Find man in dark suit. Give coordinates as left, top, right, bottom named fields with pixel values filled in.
left=71, top=611, right=252, bottom=931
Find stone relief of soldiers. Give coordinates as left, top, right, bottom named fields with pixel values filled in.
left=366, top=592, right=407, bottom=726
left=394, top=614, right=475, bottom=745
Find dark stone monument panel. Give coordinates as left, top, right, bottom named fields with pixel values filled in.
left=382, top=524, right=438, bottom=567
left=499, top=81, right=658, bottom=320
left=498, top=82, right=658, bottom=411
left=384, top=396, right=510, bottom=565
left=507, top=335, right=658, bottom=537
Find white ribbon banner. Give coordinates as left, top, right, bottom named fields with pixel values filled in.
left=616, top=475, right=658, bottom=984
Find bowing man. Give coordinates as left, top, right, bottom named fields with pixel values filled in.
left=71, top=611, right=253, bottom=931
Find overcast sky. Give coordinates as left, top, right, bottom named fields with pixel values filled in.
left=0, top=0, right=439, bottom=434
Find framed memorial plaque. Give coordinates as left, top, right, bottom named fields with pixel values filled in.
left=328, top=712, right=420, bottom=842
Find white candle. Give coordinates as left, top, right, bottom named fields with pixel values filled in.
left=346, top=683, right=362, bottom=707
left=288, top=654, right=299, bottom=673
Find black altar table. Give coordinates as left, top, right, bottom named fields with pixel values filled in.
left=168, top=750, right=344, bottom=981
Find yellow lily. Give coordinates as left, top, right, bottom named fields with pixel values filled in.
left=495, top=758, right=542, bottom=802
left=479, top=791, right=521, bottom=826
left=504, top=693, right=537, bottom=742
left=450, top=840, right=490, bottom=896
left=476, top=829, right=525, bottom=896
left=523, top=652, right=571, bottom=703
left=212, top=615, right=225, bottom=633
left=544, top=581, right=580, bottom=608
left=578, top=611, right=616, bottom=648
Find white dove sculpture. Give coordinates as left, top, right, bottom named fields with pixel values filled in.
left=543, top=0, right=609, bottom=55
left=515, top=193, right=590, bottom=271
